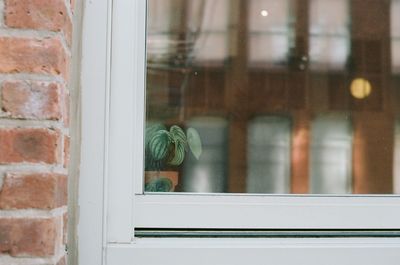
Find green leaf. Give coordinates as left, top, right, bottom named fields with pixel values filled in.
left=148, top=130, right=172, bottom=161
left=145, top=177, right=173, bottom=192
left=187, top=127, right=202, bottom=160
left=169, top=142, right=185, bottom=166
left=169, top=125, right=187, bottom=145
left=145, top=123, right=166, bottom=148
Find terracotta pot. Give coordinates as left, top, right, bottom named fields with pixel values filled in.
left=144, top=171, right=179, bottom=192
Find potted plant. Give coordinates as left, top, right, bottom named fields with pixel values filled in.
left=145, top=123, right=202, bottom=192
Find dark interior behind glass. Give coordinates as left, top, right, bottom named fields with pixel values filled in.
left=145, top=0, right=400, bottom=194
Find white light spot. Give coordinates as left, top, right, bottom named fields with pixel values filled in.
left=261, top=10, right=268, bottom=17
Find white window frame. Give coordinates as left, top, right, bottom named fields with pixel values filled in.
left=79, top=0, right=400, bottom=265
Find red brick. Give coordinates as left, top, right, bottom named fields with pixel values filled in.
left=64, top=14, right=73, bottom=47
left=0, top=128, right=61, bottom=164
left=63, top=135, right=70, bottom=168
left=0, top=217, right=58, bottom=257
left=0, top=37, right=69, bottom=80
left=62, top=88, right=70, bottom=126
left=5, top=0, right=72, bottom=46
left=1, top=81, right=63, bottom=120
left=0, top=173, right=67, bottom=209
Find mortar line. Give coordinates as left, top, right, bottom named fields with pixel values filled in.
left=0, top=164, right=68, bottom=174
left=0, top=28, right=58, bottom=38
left=0, top=118, right=68, bottom=129
left=0, top=206, right=68, bottom=218
left=0, top=0, right=4, bottom=27
left=0, top=73, right=66, bottom=83
left=0, top=255, right=57, bottom=265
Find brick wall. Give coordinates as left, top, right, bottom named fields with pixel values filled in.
left=0, top=1, right=74, bottom=264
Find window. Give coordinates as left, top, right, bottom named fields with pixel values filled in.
left=182, top=116, right=229, bottom=192
left=248, top=0, right=294, bottom=65
left=247, top=116, right=291, bottom=193
left=392, top=0, right=400, bottom=73
left=394, top=120, right=400, bottom=193
left=194, top=0, right=230, bottom=63
left=79, top=0, right=400, bottom=264
left=310, top=114, right=352, bottom=193
left=309, top=0, right=350, bottom=70
left=144, top=0, right=398, bottom=195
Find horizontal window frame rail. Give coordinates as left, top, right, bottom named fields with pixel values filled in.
left=134, top=194, right=400, bottom=229
left=106, top=238, right=400, bottom=265
left=135, top=228, right=400, bottom=238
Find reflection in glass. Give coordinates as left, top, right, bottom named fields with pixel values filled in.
left=248, top=0, right=294, bottom=65
left=394, top=121, right=400, bottom=194
left=182, top=117, right=228, bottom=192
left=310, top=114, right=352, bottom=194
left=247, top=116, right=291, bottom=193
left=309, top=0, right=350, bottom=70
left=147, top=0, right=205, bottom=68
left=391, top=0, right=400, bottom=73
left=145, top=0, right=400, bottom=194
left=194, top=0, right=230, bottom=62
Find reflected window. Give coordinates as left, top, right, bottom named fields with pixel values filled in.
left=247, top=116, right=291, bottom=193
left=392, top=0, right=400, bottom=74
left=146, top=0, right=175, bottom=65
left=310, top=114, right=353, bottom=194
left=182, top=117, right=228, bottom=192
left=147, top=0, right=208, bottom=67
left=248, top=0, right=294, bottom=66
left=394, top=121, right=400, bottom=194
left=309, top=0, right=350, bottom=70
left=194, top=0, right=230, bottom=63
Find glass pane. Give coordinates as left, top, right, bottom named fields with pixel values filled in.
left=247, top=116, right=291, bottom=193
left=310, top=114, right=352, bottom=193
left=392, top=0, right=400, bottom=73
left=182, top=117, right=228, bottom=192
left=145, top=0, right=400, bottom=194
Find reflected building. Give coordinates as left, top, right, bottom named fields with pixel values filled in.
left=146, top=0, right=400, bottom=194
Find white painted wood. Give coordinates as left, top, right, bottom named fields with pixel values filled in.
left=79, top=0, right=111, bottom=264
left=132, top=0, right=147, bottom=196
left=135, top=194, right=400, bottom=229
left=107, top=0, right=139, bottom=243
left=107, top=238, right=400, bottom=265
